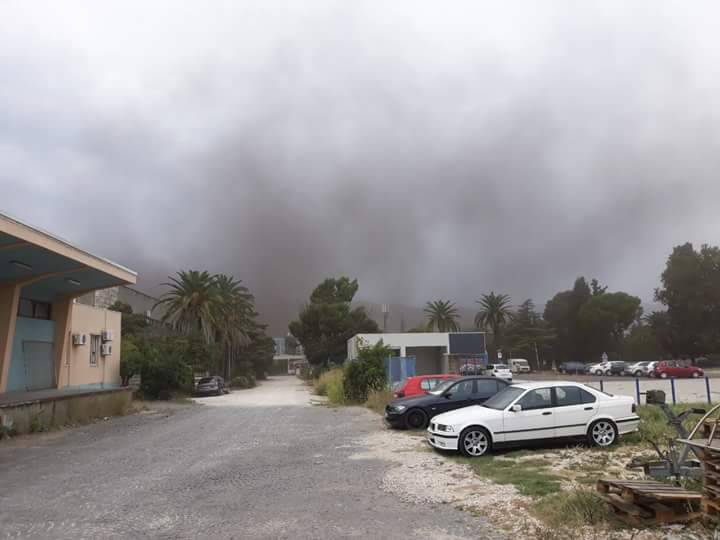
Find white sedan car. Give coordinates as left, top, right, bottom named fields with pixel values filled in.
left=486, top=363, right=513, bottom=381
left=427, top=381, right=639, bottom=457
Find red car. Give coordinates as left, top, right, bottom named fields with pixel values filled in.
left=393, top=374, right=460, bottom=398
left=651, top=361, right=704, bottom=379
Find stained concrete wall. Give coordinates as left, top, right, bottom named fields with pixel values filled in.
left=0, top=388, right=131, bottom=434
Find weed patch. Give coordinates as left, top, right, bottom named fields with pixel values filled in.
left=365, top=387, right=394, bottom=415
left=455, top=455, right=562, bottom=497
left=532, top=486, right=609, bottom=528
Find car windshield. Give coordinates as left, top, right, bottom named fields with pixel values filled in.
left=494, top=364, right=509, bottom=370
left=482, top=386, right=525, bottom=410
left=198, top=377, right=214, bottom=384
left=429, top=379, right=457, bottom=395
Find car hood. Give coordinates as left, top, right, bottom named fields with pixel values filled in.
left=431, top=405, right=503, bottom=425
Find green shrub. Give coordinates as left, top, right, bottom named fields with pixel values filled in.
left=139, top=337, right=193, bottom=399
left=230, top=375, right=256, bottom=389
left=343, top=341, right=390, bottom=402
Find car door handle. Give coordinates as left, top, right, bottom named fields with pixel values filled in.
left=584, top=407, right=594, bottom=411
left=542, top=411, right=552, bottom=416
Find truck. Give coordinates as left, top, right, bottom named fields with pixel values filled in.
left=509, top=358, right=531, bottom=374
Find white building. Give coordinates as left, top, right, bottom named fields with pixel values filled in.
left=347, top=332, right=487, bottom=375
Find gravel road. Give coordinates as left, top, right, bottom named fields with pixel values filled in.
left=0, top=377, right=502, bottom=540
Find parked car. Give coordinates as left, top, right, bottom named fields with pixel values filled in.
left=557, top=361, right=587, bottom=375
left=587, top=362, right=610, bottom=376
left=459, top=363, right=485, bottom=375
left=627, top=361, right=652, bottom=377
left=393, top=374, right=460, bottom=399
left=509, top=358, right=531, bottom=374
left=426, top=381, right=639, bottom=456
left=384, top=376, right=510, bottom=429
left=651, top=360, right=704, bottom=379
left=606, top=361, right=627, bottom=376
left=486, top=363, right=513, bottom=381
left=195, top=376, right=228, bottom=396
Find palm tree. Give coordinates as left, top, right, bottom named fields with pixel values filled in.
left=155, top=270, right=221, bottom=342
left=475, top=292, right=513, bottom=345
left=424, top=300, right=460, bottom=332
left=213, top=274, right=255, bottom=377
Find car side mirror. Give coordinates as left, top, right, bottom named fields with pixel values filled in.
left=510, top=404, right=522, bottom=412
left=443, top=392, right=452, bottom=399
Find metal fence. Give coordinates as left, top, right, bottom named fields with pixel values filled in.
left=585, top=376, right=717, bottom=405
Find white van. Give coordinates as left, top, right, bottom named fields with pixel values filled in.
left=509, top=358, right=531, bottom=373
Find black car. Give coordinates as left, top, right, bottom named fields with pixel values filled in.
left=557, top=361, right=586, bottom=375
left=384, top=376, right=510, bottom=429
left=195, top=376, right=227, bottom=396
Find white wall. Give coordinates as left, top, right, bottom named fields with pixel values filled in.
left=347, top=333, right=451, bottom=360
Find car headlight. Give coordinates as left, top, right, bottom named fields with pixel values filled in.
left=438, top=424, right=454, bottom=432
left=393, top=405, right=407, bottom=412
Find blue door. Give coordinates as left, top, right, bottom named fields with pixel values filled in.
left=23, top=341, right=55, bottom=391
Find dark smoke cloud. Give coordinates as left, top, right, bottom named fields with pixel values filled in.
left=3, top=2, right=720, bottom=333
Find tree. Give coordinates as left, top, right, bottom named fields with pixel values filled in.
left=578, top=292, right=642, bottom=355
left=424, top=300, right=460, bottom=332
left=156, top=270, right=220, bottom=341
left=591, top=279, right=607, bottom=296
left=289, top=277, right=379, bottom=366
left=343, top=341, right=392, bottom=401
left=109, top=301, right=149, bottom=337
left=624, top=322, right=662, bottom=362
left=655, top=243, right=720, bottom=358
left=543, top=277, right=592, bottom=362
left=503, top=299, right=556, bottom=370
left=474, top=292, right=513, bottom=346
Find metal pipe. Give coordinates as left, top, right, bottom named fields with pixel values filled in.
left=600, top=379, right=604, bottom=393
left=706, top=376, right=712, bottom=404
left=671, top=377, right=677, bottom=405
left=635, top=377, right=641, bottom=404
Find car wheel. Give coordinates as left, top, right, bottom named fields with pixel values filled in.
left=559, top=368, right=566, bottom=374
left=595, top=370, right=603, bottom=376
left=405, top=409, right=428, bottom=430
left=693, top=372, right=700, bottom=378
left=659, top=372, right=668, bottom=379
left=459, top=427, right=491, bottom=457
left=634, top=370, right=642, bottom=377
left=588, top=420, right=617, bottom=447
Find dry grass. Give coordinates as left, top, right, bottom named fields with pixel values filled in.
left=365, top=387, right=394, bottom=415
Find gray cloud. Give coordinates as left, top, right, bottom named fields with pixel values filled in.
left=3, top=2, right=720, bottom=332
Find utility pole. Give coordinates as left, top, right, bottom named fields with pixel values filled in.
left=382, top=304, right=390, bottom=332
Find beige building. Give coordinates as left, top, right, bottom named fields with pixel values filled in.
left=0, top=212, right=136, bottom=397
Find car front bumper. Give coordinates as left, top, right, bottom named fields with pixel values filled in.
left=384, top=411, right=407, bottom=428
left=426, top=428, right=459, bottom=451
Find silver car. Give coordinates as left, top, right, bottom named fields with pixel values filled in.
left=626, top=361, right=652, bottom=377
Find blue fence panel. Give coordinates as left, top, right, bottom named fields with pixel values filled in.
left=384, top=356, right=416, bottom=387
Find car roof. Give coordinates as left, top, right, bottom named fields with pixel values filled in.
left=510, top=381, right=585, bottom=390
left=408, top=374, right=458, bottom=379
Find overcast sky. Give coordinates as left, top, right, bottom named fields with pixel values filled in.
left=3, top=2, right=720, bottom=332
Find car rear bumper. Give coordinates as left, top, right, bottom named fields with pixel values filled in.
left=426, top=429, right=459, bottom=451
left=616, top=416, right=641, bottom=434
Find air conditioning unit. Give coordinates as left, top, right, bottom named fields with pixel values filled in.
left=101, top=330, right=113, bottom=342
left=101, top=343, right=112, bottom=357
left=72, top=334, right=87, bottom=346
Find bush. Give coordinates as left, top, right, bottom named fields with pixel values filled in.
left=231, top=376, right=256, bottom=389
left=139, top=337, right=194, bottom=399
left=343, top=341, right=390, bottom=402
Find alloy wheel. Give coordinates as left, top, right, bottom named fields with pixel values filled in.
left=463, top=430, right=489, bottom=456
left=592, top=421, right=616, bottom=447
